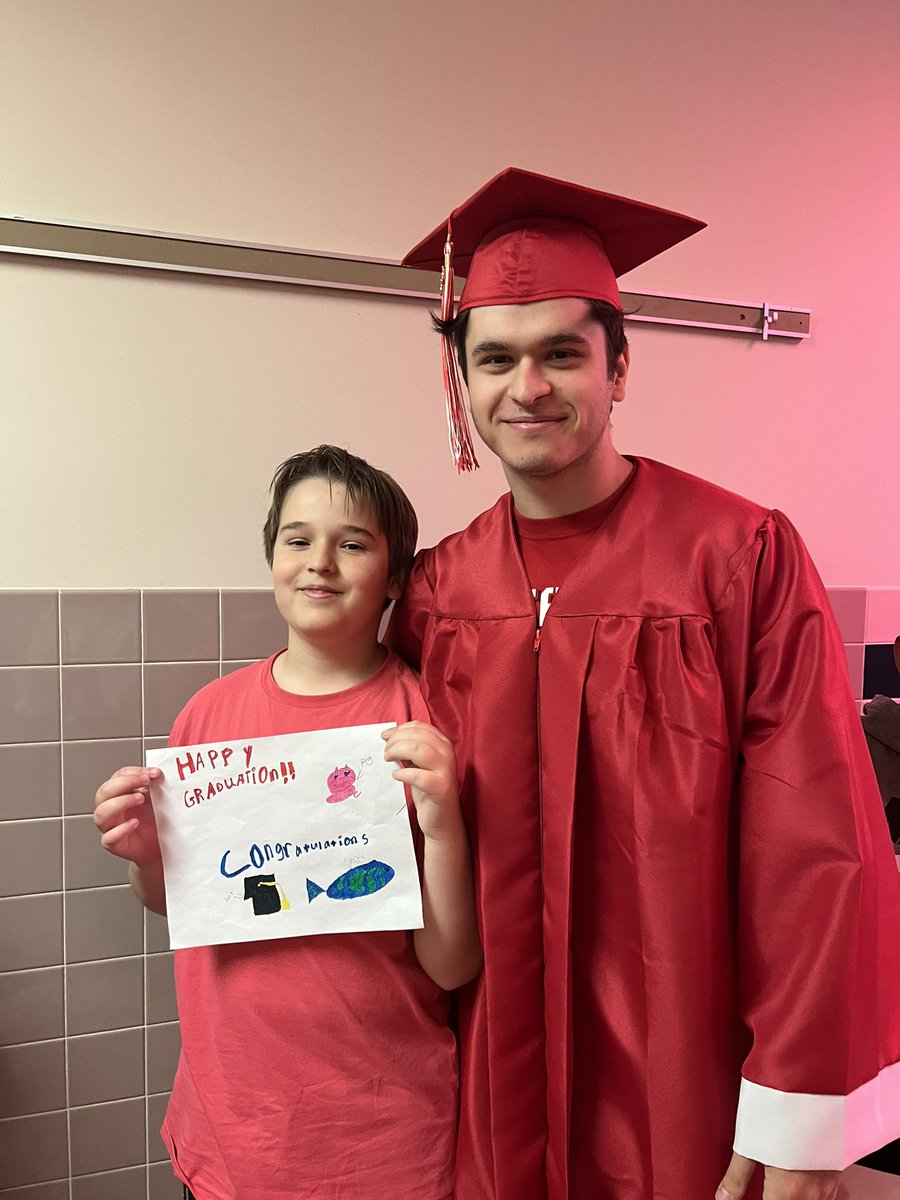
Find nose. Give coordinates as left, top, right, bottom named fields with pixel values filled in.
left=307, top=542, right=336, bottom=575
left=508, top=360, right=551, bottom=407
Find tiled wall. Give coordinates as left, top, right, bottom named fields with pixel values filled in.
left=0, top=590, right=287, bottom=1200
left=829, top=587, right=900, bottom=706
left=1, top=586, right=899, bottom=1199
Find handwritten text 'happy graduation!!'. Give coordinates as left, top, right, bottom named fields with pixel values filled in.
left=175, top=744, right=297, bottom=806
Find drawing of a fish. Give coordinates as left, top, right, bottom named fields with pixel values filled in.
left=306, top=860, right=395, bottom=903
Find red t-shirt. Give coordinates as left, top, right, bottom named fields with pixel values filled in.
left=161, top=651, right=456, bottom=1200
left=514, top=468, right=635, bottom=627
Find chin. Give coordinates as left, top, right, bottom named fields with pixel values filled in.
left=508, top=452, right=566, bottom=477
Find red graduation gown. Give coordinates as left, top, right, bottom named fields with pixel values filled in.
left=387, top=458, right=900, bottom=1200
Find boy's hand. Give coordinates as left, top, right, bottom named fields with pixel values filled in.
left=382, top=722, right=462, bottom=842
left=93, top=767, right=163, bottom=867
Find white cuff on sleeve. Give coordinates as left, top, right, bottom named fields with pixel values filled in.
left=733, top=1061, right=900, bottom=1170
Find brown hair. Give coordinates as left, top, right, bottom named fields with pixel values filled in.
left=263, top=445, right=418, bottom=591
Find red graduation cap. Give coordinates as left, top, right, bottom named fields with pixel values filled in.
left=403, top=167, right=705, bottom=471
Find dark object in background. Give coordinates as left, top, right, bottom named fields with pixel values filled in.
left=858, top=1139, right=900, bottom=1175
left=855, top=641, right=900, bottom=1175
left=861, top=692, right=900, bottom=852
left=863, top=634, right=900, bottom=705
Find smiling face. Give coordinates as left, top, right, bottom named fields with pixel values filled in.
left=271, top=477, right=399, bottom=653
left=464, top=297, right=629, bottom=490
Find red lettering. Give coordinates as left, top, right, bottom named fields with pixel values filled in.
left=175, top=751, right=196, bottom=781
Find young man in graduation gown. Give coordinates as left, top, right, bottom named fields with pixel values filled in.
left=387, top=168, right=900, bottom=1200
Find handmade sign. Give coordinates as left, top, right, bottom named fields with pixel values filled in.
left=146, top=723, right=423, bottom=949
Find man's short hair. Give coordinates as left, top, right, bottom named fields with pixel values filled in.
left=263, top=445, right=418, bottom=592
left=431, top=299, right=628, bottom=385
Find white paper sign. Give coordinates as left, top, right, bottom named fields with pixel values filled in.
left=146, top=724, right=423, bottom=950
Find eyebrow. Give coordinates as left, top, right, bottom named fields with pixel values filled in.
left=278, top=520, right=377, bottom=539
left=469, top=330, right=592, bottom=357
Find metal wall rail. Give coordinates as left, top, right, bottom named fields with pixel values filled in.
left=1, top=216, right=810, bottom=340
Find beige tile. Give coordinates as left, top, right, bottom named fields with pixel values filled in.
left=0, top=744, right=61, bottom=820
left=0, top=967, right=64, bottom=1045
left=144, top=736, right=169, bottom=752
left=0, top=1110, right=68, bottom=1189
left=61, top=591, right=141, bottom=665
left=0, top=668, right=61, bottom=743
left=146, top=952, right=178, bottom=1024
left=143, top=590, right=219, bottom=663
left=149, top=1158, right=182, bottom=1196
left=147, top=1092, right=171, bottom=1164
left=0, top=592, right=59, bottom=667
left=866, top=588, right=900, bottom=644
left=61, top=665, right=141, bottom=741
left=72, top=1165, right=148, bottom=1200
left=67, top=1027, right=144, bottom=1107
left=70, top=1096, right=146, bottom=1175
left=0, top=819, right=62, bottom=897
left=63, top=737, right=143, bottom=815
left=147, top=1021, right=181, bottom=1094
left=825, top=587, right=867, bottom=643
left=145, top=907, right=171, bottom=953
left=221, top=659, right=255, bottom=676
left=0, top=1039, right=66, bottom=1118
left=143, top=662, right=218, bottom=738
left=221, top=589, right=286, bottom=660
left=64, top=814, right=129, bottom=889
left=0, top=1180, right=70, bottom=1199
left=0, top=893, right=63, bottom=971
left=65, top=885, right=144, bottom=963
left=66, top=957, right=143, bottom=1035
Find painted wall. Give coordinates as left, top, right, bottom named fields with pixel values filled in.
left=1, top=0, right=898, bottom=588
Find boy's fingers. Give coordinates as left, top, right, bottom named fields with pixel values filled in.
left=100, top=819, right=140, bottom=849
left=383, top=721, right=451, bottom=746
left=384, top=737, right=449, bottom=773
left=94, top=767, right=159, bottom=807
left=391, top=767, right=441, bottom=794
left=93, top=791, right=146, bottom=832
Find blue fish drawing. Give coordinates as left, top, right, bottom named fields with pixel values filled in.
left=306, top=860, right=395, bottom=903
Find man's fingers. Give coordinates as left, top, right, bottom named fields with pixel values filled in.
left=717, top=1152, right=757, bottom=1200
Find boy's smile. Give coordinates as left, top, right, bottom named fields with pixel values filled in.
left=271, top=477, right=399, bottom=652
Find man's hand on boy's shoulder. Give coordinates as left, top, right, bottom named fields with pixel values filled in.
left=93, top=766, right=163, bottom=866
left=382, top=722, right=464, bottom=842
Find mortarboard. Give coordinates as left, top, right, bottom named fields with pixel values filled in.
left=403, top=167, right=705, bottom=471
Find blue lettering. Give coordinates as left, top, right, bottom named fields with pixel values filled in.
left=220, top=850, right=250, bottom=878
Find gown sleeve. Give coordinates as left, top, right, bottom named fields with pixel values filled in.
left=723, top=511, right=900, bottom=1169
left=384, top=549, right=435, bottom=672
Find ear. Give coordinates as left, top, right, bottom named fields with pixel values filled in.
left=611, top=345, right=630, bottom=403
left=386, top=577, right=404, bottom=603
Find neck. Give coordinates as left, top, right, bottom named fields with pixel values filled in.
left=507, top=441, right=632, bottom=519
left=273, top=633, right=387, bottom=696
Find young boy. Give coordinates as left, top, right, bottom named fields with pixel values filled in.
left=93, top=445, right=481, bottom=1200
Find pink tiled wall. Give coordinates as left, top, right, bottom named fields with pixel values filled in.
left=0, top=590, right=287, bottom=1199
left=828, top=587, right=900, bottom=708
left=0, top=586, right=898, bottom=1197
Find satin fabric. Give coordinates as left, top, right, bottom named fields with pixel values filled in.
left=386, top=457, right=900, bottom=1200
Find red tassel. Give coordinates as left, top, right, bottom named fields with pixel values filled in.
left=440, top=225, right=479, bottom=472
